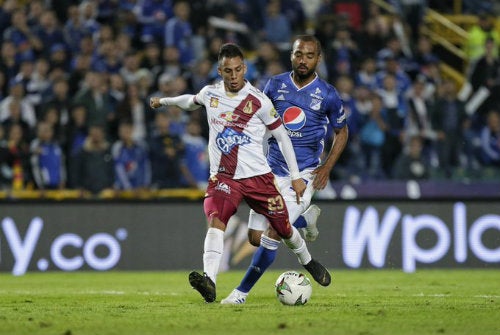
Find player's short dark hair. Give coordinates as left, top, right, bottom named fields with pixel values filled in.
left=293, top=35, right=322, bottom=55
left=218, top=43, right=244, bottom=63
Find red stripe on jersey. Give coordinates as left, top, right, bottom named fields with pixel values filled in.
left=267, top=118, right=282, bottom=130
left=218, top=94, right=261, bottom=177
left=229, top=94, right=262, bottom=131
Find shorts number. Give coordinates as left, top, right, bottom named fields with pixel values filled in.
left=268, top=195, right=284, bottom=211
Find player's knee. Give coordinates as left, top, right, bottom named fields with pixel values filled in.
left=266, top=228, right=281, bottom=240
left=274, top=223, right=292, bottom=239
left=208, top=217, right=227, bottom=231
left=280, top=229, right=293, bottom=239
left=247, top=229, right=263, bottom=246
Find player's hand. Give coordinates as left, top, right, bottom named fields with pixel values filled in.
left=311, top=165, right=331, bottom=190
left=291, top=178, right=306, bottom=204
left=150, top=97, right=162, bottom=108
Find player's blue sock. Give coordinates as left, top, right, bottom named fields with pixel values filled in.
left=237, top=235, right=279, bottom=293
left=293, top=215, right=307, bottom=228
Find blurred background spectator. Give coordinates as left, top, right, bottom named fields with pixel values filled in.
left=71, top=124, right=114, bottom=195
left=431, top=79, right=470, bottom=178
left=180, top=117, right=209, bottom=190
left=29, top=121, right=66, bottom=190
left=0, top=123, right=31, bottom=190
left=393, top=134, right=431, bottom=180
left=359, top=93, right=387, bottom=179
left=111, top=121, right=151, bottom=191
left=147, top=111, right=184, bottom=189
left=466, top=13, right=499, bottom=62
left=478, top=109, right=500, bottom=167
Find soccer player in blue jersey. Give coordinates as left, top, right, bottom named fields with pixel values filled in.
left=221, top=35, right=349, bottom=304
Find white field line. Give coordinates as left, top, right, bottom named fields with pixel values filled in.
left=0, top=290, right=176, bottom=295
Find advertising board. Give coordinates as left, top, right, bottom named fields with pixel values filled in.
left=0, top=201, right=498, bottom=275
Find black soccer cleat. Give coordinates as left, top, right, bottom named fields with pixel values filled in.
left=188, top=271, right=216, bottom=303
left=303, top=259, right=331, bottom=287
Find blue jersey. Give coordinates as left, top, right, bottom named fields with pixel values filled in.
left=264, top=72, right=346, bottom=176
left=30, top=140, right=65, bottom=188
left=112, top=141, right=151, bottom=189
left=181, top=133, right=209, bottom=186
left=164, top=17, right=193, bottom=66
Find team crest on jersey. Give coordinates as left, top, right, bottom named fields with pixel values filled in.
left=283, top=106, right=306, bottom=131
left=210, top=97, right=219, bottom=108
left=310, top=98, right=322, bottom=111
left=270, top=107, right=278, bottom=118
left=219, top=111, right=240, bottom=122
left=243, top=100, right=253, bottom=114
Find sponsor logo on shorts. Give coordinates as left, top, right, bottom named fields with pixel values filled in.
left=215, top=181, right=231, bottom=194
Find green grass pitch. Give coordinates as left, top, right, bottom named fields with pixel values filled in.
left=0, top=269, right=498, bottom=335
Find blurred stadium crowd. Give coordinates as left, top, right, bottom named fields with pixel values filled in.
left=0, top=0, right=499, bottom=197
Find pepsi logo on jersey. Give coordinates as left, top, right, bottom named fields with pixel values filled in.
left=283, top=106, right=306, bottom=131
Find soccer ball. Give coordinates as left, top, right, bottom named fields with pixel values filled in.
left=275, top=271, right=312, bottom=306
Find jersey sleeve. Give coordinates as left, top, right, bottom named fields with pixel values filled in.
left=259, top=95, right=282, bottom=129
left=326, top=87, right=347, bottom=129
left=193, top=86, right=209, bottom=107
left=263, top=78, right=273, bottom=97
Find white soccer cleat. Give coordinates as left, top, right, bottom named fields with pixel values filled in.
left=302, top=204, right=321, bottom=242
left=220, top=289, right=248, bottom=304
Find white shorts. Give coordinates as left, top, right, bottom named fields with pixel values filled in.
left=248, top=169, right=316, bottom=231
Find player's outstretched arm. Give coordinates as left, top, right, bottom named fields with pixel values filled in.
left=270, top=125, right=306, bottom=203
left=149, top=95, right=201, bottom=111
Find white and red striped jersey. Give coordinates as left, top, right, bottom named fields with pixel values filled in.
left=194, top=80, right=282, bottom=179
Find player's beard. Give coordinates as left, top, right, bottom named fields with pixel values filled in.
left=293, top=64, right=315, bottom=81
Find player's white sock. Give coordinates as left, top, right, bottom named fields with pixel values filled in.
left=203, top=227, right=224, bottom=283
left=282, top=226, right=312, bottom=265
